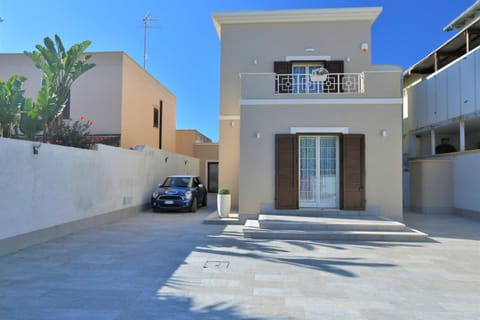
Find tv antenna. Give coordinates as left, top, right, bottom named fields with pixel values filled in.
left=142, top=12, right=159, bottom=69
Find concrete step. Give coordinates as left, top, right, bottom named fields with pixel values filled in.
left=260, top=209, right=371, bottom=217
left=258, top=214, right=407, bottom=232
left=243, top=220, right=429, bottom=242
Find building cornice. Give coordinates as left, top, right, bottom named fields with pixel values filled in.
left=212, top=7, right=383, bottom=38
left=240, top=98, right=402, bottom=105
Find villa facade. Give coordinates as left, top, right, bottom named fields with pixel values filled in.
left=213, top=7, right=403, bottom=220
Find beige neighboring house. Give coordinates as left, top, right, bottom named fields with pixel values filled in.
left=213, top=7, right=403, bottom=220
left=0, top=52, right=176, bottom=151
left=176, top=129, right=219, bottom=193
left=403, top=1, right=480, bottom=218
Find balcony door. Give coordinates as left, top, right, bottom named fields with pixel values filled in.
left=292, top=64, right=324, bottom=94
left=299, top=136, right=339, bottom=208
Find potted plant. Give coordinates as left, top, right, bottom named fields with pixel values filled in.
left=217, top=188, right=231, bottom=218
left=310, top=67, right=329, bottom=82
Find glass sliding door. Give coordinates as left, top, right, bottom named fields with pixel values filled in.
left=292, top=64, right=323, bottom=94
left=299, top=136, right=339, bottom=208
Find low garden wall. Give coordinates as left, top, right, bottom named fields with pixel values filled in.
left=0, top=137, right=199, bottom=254
left=407, top=149, right=480, bottom=219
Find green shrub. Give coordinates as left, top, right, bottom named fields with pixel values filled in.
left=49, top=116, right=93, bottom=149
left=218, top=188, right=230, bottom=195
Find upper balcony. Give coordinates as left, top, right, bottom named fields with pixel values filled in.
left=240, top=69, right=402, bottom=100
left=275, top=73, right=364, bottom=94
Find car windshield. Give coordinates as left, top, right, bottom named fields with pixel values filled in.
left=162, top=177, right=192, bottom=188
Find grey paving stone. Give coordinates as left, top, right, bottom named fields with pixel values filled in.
left=0, top=199, right=479, bottom=320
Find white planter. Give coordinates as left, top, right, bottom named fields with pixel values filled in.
left=217, top=194, right=231, bottom=218
left=310, top=67, right=329, bottom=82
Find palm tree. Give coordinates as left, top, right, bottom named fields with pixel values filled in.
left=22, top=35, right=96, bottom=141
left=24, top=34, right=95, bottom=125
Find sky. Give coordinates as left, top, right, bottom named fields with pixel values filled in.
left=0, top=0, right=476, bottom=142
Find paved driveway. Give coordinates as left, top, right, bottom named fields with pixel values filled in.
left=0, top=198, right=479, bottom=320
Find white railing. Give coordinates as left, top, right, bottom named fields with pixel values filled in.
left=275, top=73, right=364, bottom=94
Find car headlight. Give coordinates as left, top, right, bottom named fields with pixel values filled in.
left=152, top=191, right=159, bottom=198
left=184, top=191, right=192, bottom=200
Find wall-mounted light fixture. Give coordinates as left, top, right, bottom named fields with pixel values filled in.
left=255, top=131, right=261, bottom=139
left=304, top=47, right=315, bottom=52
left=252, top=58, right=258, bottom=65
left=184, top=160, right=188, bottom=166
left=380, top=129, right=388, bottom=137
left=164, top=156, right=169, bottom=163
left=345, top=56, right=351, bottom=63
left=360, top=42, right=368, bottom=53
left=230, top=121, right=235, bottom=127
left=33, top=143, right=41, bottom=155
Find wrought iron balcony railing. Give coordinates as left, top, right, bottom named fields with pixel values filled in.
left=275, top=73, right=364, bottom=94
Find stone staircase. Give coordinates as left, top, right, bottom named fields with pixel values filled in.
left=243, top=211, right=429, bottom=242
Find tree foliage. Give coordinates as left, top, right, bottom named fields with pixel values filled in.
left=0, top=75, right=27, bottom=137
left=22, top=34, right=96, bottom=141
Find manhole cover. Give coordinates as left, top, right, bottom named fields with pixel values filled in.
left=203, top=260, right=230, bottom=269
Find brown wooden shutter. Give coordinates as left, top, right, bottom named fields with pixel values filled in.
left=325, top=60, right=344, bottom=73
left=325, top=60, right=344, bottom=93
left=275, top=134, right=298, bottom=209
left=274, top=61, right=293, bottom=94
left=341, top=134, right=365, bottom=210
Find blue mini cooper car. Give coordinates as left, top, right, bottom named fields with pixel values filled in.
left=151, top=175, right=208, bottom=212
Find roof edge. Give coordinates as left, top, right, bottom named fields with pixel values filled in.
left=212, top=7, right=383, bottom=38
left=444, top=0, right=480, bottom=31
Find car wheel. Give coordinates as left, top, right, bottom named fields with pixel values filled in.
left=201, top=193, right=207, bottom=207
left=190, top=198, right=197, bottom=213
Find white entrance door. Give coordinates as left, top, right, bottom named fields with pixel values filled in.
left=299, top=136, right=339, bottom=208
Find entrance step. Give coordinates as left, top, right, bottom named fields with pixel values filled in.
left=243, top=215, right=429, bottom=242
left=259, top=209, right=374, bottom=217
left=258, top=214, right=407, bottom=231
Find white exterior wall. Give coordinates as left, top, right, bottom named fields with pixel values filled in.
left=439, top=151, right=480, bottom=213
left=0, top=138, right=198, bottom=241
left=406, top=45, right=480, bottom=131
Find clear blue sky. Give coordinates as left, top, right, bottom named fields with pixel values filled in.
left=0, top=0, right=475, bottom=142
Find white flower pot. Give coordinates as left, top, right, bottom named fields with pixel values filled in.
left=217, top=194, right=231, bottom=218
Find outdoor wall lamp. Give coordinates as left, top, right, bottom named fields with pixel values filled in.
left=255, top=131, right=261, bottom=139
left=164, top=156, right=168, bottom=163
left=184, top=160, right=188, bottom=165
left=380, top=129, right=388, bottom=137
left=33, top=143, right=41, bottom=155
left=230, top=121, right=235, bottom=127
left=304, top=47, right=315, bottom=52
left=360, top=42, right=369, bottom=52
